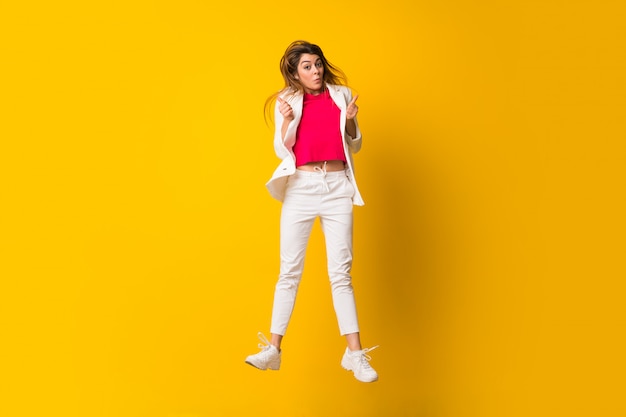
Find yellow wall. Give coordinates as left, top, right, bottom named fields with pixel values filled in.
left=2, top=1, right=624, bottom=416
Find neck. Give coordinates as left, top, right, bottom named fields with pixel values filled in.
left=305, top=87, right=324, bottom=95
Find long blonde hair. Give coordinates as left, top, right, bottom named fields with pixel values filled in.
left=264, top=40, right=349, bottom=124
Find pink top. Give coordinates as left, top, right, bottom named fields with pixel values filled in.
left=293, top=90, right=346, bottom=167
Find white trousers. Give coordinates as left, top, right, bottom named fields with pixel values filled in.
left=270, top=168, right=360, bottom=336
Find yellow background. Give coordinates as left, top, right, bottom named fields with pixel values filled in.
left=2, top=1, right=624, bottom=416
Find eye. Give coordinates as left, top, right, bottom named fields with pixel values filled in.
left=303, top=65, right=311, bottom=70
left=316, top=62, right=323, bottom=68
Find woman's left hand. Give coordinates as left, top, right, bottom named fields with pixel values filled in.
left=346, top=95, right=359, bottom=120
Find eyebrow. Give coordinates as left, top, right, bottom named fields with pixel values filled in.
left=300, top=59, right=321, bottom=65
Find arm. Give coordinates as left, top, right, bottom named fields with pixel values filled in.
left=346, top=117, right=357, bottom=139
left=273, top=94, right=300, bottom=159
left=277, top=96, right=295, bottom=140
left=281, top=117, right=291, bottom=141
left=345, top=92, right=362, bottom=153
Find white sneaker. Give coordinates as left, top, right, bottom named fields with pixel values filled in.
left=245, top=332, right=281, bottom=370
left=341, top=345, right=379, bottom=382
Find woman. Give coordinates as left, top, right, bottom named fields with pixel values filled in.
left=245, top=40, right=378, bottom=383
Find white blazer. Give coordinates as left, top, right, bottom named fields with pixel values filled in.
left=265, top=84, right=364, bottom=206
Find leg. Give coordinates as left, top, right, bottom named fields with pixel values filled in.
left=270, top=333, right=284, bottom=350
left=319, top=177, right=360, bottom=337
left=345, top=332, right=362, bottom=351
left=245, top=191, right=316, bottom=369
left=269, top=190, right=317, bottom=341
left=320, top=181, right=379, bottom=383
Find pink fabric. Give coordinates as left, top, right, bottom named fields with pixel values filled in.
left=293, top=90, right=346, bottom=167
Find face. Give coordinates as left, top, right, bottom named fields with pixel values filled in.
left=295, top=53, right=324, bottom=94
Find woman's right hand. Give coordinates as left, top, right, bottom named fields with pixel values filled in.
left=277, top=97, right=294, bottom=121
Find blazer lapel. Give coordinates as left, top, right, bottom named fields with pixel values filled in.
left=327, top=84, right=347, bottom=111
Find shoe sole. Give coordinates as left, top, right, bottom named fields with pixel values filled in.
left=341, top=359, right=378, bottom=382
left=245, top=360, right=280, bottom=371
